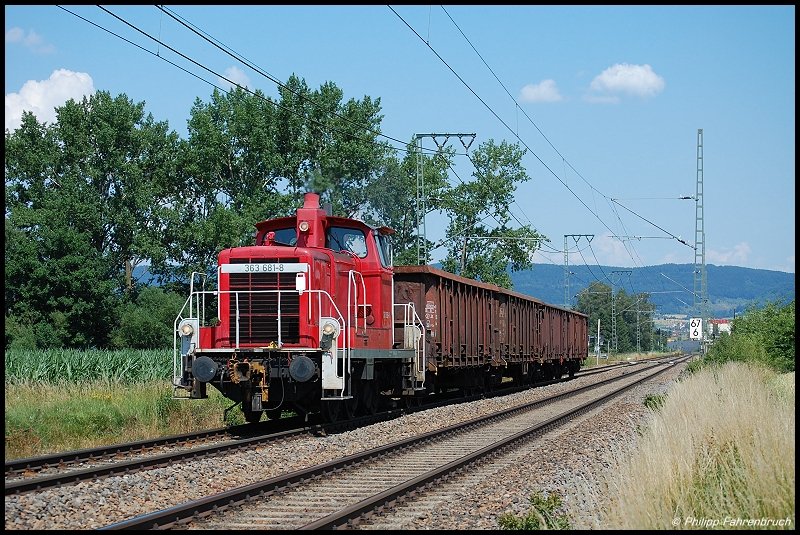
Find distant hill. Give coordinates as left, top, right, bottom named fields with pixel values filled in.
left=510, top=263, right=795, bottom=318
left=137, top=262, right=794, bottom=318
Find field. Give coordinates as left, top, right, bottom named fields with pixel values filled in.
left=4, top=349, right=243, bottom=460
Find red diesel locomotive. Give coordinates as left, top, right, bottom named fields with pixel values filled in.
left=173, top=192, right=588, bottom=422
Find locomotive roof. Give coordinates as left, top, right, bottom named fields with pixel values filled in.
left=254, top=215, right=395, bottom=235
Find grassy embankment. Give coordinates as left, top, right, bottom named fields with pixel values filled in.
left=501, top=299, right=795, bottom=530
left=4, top=349, right=243, bottom=460
left=594, top=361, right=794, bottom=529
left=500, top=361, right=794, bottom=530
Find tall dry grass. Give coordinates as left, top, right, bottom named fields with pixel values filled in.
left=586, top=362, right=794, bottom=529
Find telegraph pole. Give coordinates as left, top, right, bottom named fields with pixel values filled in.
left=563, top=234, right=594, bottom=308
left=415, top=132, right=475, bottom=264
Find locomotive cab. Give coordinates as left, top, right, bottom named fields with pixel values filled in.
left=172, top=192, right=426, bottom=423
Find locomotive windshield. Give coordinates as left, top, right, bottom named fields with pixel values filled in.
left=261, top=227, right=297, bottom=246
left=326, top=226, right=367, bottom=258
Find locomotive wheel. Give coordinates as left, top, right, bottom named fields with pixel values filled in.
left=343, top=394, right=359, bottom=420
left=403, top=394, right=422, bottom=410
left=321, top=400, right=342, bottom=423
left=242, top=405, right=263, bottom=424
left=359, top=381, right=378, bottom=415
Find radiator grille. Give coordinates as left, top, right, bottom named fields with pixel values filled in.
left=227, top=259, right=300, bottom=344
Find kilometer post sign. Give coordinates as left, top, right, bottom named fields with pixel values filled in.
left=689, top=318, right=703, bottom=340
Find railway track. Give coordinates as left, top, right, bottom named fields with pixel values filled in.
left=3, top=358, right=657, bottom=498
left=98, top=356, right=685, bottom=530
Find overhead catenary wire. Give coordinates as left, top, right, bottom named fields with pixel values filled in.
left=404, top=5, right=697, bottom=273
left=62, top=5, right=692, bottom=301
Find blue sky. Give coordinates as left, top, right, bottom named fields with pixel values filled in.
left=5, top=5, right=795, bottom=276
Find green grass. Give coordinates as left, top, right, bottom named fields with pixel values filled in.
left=5, top=380, right=243, bottom=460
left=498, top=491, right=570, bottom=530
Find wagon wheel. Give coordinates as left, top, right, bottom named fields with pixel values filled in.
left=568, top=362, right=577, bottom=378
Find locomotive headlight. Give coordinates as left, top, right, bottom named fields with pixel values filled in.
left=178, top=319, right=199, bottom=358
left=180, top=322, right=194, bottom=336
left=319, top=318, right=340, bottom=350
left=299, top=220, right=310, bottom=232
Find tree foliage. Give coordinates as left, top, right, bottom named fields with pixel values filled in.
left=5, top=78, right=401, bottom=348
left=5, top=92, right=179, bottom=347
left=366, top=139, right=454, bottom=266
left=6, top=77, right=687, bottom=352
left=575, top=281, right=665, bottom=353
left=700, top=299, right=795, bottom=373
left=110, top=286, right=188, bottom=350
left=439, top=139, right=544, bottom=288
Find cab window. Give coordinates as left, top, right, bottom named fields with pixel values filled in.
left=327, top=227, right=367, bottom=258
left=376, top=233, right=392, bottom=267
left=262, top=227, right=297, bottom=246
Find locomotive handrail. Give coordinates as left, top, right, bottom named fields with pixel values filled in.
left=394, top=302, right=426, bottom=388
left=173, top=288, right=350, bottom=398
left=348, top=270, right=368, bottom=336
left=188, top=271, right=207, bottom=326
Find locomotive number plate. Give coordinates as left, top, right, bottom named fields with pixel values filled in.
left=221, top=263, right=309, bottom=274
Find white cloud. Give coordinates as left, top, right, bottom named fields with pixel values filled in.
left=6, top=27, right=24, bottom=43
left=219, top=66, right=251, bottom=90
left=5, top=26, right=55, bottom=54
left=519, top=80, right=563, bottom=103
left=5, top=69, right=95, bottom=132
left=588, top=63, right=665, bottom=100
left=706, top=242, right=752, bottom=266
left=593, top=233, right=635, bottom=266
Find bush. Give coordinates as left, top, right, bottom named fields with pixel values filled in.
left=111, top=286, right=187, bottom=349
left=643, top=393, right=666, bottom=410
left=5, top=315, right=37, bottom=350
left=693, top=299, right=794, bottom=374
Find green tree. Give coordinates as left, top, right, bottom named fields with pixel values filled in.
left=158, top=86, right=293, bottom=287
left=576, top=282, right=660, bottom=353
left=576, top=281, right=613, bottom=351
left=701, top=299, right=795, bottom=373
left=367, top=140, right=454, bottom=266
left=302, top=83, right=393, bottom=219
left=6, top=90, right=177, bottom=348
left=272, top=74, right=394, bottom=218
left=161, top=79, right=391, bottom=286
left=439, top=139, right=543, bottom=288
left=111, top=286, right=188, bottom=349
left=53, top=91, right=180, bottom=292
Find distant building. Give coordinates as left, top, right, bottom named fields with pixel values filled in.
left=709, top=318, right=732, bottom=336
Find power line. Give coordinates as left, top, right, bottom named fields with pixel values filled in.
left=403, top=6, right=697, bottom=270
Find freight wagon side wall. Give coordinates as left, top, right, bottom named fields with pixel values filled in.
left=394, top=266, right=588, bottom=370
left=394, top=271, right=493, bottom=368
